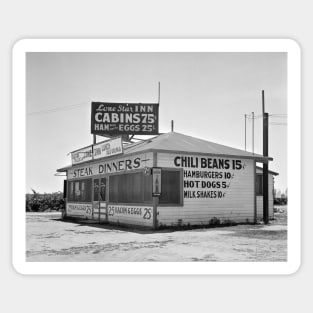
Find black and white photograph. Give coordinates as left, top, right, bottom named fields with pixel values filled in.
left=2, top=1, right=312, bottom=312
left=12, top=39, right=299, bottom=274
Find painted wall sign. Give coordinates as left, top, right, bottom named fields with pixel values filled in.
left=159, top=154, right=249, bottom=200
left=71, top=146, right=93, bottom=165
left=152, top=167, right=161, bottom=196
left=68, top=153, right=153, bottom=179
left=157, top=153, right=255, bottom=226
left=91, top=102, right=159, bottom=135
left=67, top=203, right=93, bottom=218
left=108, top=205, right=153, bottom=221
left=93, top=137, right=123, bottom=160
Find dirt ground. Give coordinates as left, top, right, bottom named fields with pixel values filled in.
left=26, top=206, right=287, bottom=262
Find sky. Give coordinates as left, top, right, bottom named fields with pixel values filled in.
left=26, top=52, right=287, bottom=193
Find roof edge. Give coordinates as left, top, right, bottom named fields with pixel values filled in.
left=150, top=148, right=273, bottom=162
left=57, top=148, right=273, bottom=172
left=256, top=166, right=279, bottom=176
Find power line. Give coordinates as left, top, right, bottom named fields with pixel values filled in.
left=27, top=101, right=88, bottom=116
left=269, top=115, right=287, bottom=119
left=247, top=114, right=287, bottom=120
left=269, top=122, right=287, bottom=126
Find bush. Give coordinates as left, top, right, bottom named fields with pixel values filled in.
left=26, top=193, right=64, bottom=212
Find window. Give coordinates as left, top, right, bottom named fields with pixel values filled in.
left=159, top=170, right=182, bottom=205
left=68, top=179, right=92, bottom=202
left=100, top=178, right=106, bottom=201
left=68, top=181, right=74, bottom=200
left=81, top=179, right=92, bottom=202
left=109, top=172, right=152, bottom=204
left=256, top=174, right=263, bottom=196
left=74, top=181, right=80, bottom=201
left=94, top=179, right=99, bottom=201
left=93, top=178, right=106, bottom=201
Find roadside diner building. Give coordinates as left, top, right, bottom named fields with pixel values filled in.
left=57, top=132, right=277, bottom=229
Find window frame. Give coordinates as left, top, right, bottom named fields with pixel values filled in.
left=108, top=169, right=153, bottom=205
left=158, top=168, right=184, bottom=207
left=67, top=178, right=92, bottom=203
left=66, top=167, right=184, bottom=206
left=256, top=173, right=263, bottom=196
left=100, top=177, right=107, bottom=201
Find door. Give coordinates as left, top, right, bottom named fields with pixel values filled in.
left=93, top=177, right=107, bottom=222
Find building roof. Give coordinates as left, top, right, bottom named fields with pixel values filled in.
left=57, top=131, right=272, bottom=172
left=256, top=166, right=279, bottom=176
left=124, top=132, right=271, bottom=160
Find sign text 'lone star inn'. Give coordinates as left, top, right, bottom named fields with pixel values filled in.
left=91, top=102, right=159, bottom=136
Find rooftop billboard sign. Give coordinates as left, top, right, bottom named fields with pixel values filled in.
left=93, top=137, right=123, bottom=160
left=91, top=102, right=159, bottom=136
left=71, top=146, right=93, bottom=165
left=71, top=137, right=124, bottom=165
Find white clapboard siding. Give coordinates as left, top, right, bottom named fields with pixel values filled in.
left=90, top=202, right=107, bottom=221
left=157, top=153, right=255, bottom=226
left=92, top=209, right=107, bottom=221
left=256, top=173, right=274, bottom=219
left=92, top=214, right=107, bottom=221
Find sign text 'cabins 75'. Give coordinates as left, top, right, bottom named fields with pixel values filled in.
left=91, top=102, right=159, bottom=135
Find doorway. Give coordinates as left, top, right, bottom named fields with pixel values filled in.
left=93, top=176, right=107, bottom=222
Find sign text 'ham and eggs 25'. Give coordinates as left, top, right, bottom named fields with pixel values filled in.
left=91, top=102, right=159, bottom=135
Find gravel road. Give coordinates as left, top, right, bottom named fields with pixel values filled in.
left=26, top=207, right=287, bottom=262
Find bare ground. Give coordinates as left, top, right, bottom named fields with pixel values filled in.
left=26, top=206, right=287, bottom=262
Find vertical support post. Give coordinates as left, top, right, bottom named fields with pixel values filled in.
left=106, top=176, right=109, bottom=224
left=262, top=90, right=269, bottom=224
left=254, top=161, right=257, bottom=223
left=262, top=90, right=265, bottom=115
left=252, top=112, right=254, bottom=154
left=63, top=180, right=67, bottom=218
left=98, top=196, right=101, bottom=224
left=244, top=114, right=247, bottom=151
left=93, top=134, right=96, bottom=145
left=98, top=178, right=101, bottom=224
left=171, top=120, right=174, bottom=132
left=263, top=112, right=269, bottom=224
left=152, top=152, right=158, bottom=230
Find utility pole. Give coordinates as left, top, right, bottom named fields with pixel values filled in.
left=252, top=112, right=254, bottom=154
left=171, top=120, right=174, bottom=132
left=262, top=90, right=269, bottom=224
